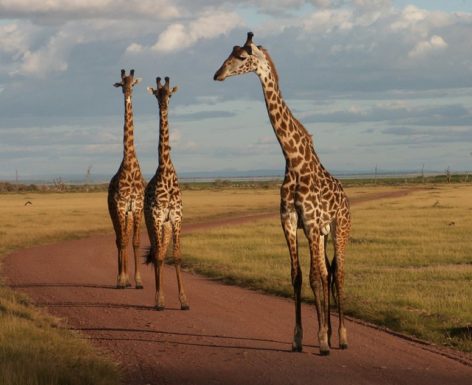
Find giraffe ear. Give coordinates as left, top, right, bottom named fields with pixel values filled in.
left=133, top=77, right=142, bottom=86
left=113, top=82, right=122, bottom=88
left=146, top=86, right=156, bottom=95
left=171, top=86, right=178, bottom=94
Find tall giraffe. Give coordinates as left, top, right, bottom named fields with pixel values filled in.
left=214, top=33, right=351, bottom=355
left=144, top=77, right=189, bottom=311
left=108, top=69, right=145, bottom=289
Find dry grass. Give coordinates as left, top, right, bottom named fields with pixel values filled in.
left=181, top=185, right=472, bottom=352
left=1, top=184, right=470, bottom=385
left=0, top=187, right=280, bottom=385
left=0, top=189, right=280, bottom=256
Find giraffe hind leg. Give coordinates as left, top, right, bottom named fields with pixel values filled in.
left=115, top=210, right=132, bottom=289
left=324, top=235, right=333, bottom=348
left=334, top=222, right=349, bottom=349
left=282, top=211, right=303, bottom=352
left=309, top=231, right=330, bottom=356
left=172, top=219, right=189, bottom=310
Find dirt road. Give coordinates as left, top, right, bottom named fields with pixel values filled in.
left=4, top=189, right=471, bottom=385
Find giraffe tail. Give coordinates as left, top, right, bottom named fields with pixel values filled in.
left=329, top=256, right=338, bottom=306
left=144, top=246, right=155, bottom=265
left=144, top=222, right=173, bottom=266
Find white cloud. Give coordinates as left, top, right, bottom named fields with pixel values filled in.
left=125, top=42, right=144, bottom=54
left=150, top=9, right=244, bottom=53
left=352, top=0, right=391, bottom=10
left=0, top=22, right=31, bottom=55
left=170, top=128, right=198, bottom=150
left=309, top=0, right=331, bottom=7
left=303, top=8, right=354, bottom=32
left=0, top=0, right=181, bottom=21
left=15, top=32, right=70, bottom=76
left=408, top=34, right=448, bottom=58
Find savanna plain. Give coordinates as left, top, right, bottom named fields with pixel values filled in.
left=0, top=181, right=471, bottom=385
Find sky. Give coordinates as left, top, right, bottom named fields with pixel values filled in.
left=1, top=0, right=472, bottom=180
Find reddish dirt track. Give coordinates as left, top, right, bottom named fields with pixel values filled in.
left=3, top=189, right=472, bottom=385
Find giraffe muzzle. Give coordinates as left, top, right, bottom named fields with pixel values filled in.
left=213, top=69, right=225, bottom=81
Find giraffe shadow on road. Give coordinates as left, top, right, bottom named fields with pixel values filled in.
left=75, top=326, right=301, bottom=353
left=10, top=282, right=116, bottom=290
left=34, top=301, right=168, bottom=311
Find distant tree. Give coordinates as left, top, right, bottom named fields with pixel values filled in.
left=53, top=177, right=66, bottom=192
left=85, top=165, right=93, bottom=191
left=446, top=166, right=451, bottom=183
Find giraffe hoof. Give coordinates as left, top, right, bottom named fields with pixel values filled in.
left=340, top=343, right=348, bottom=350
left=155, top=305, right=165, bottom=311
left=291, top=344, right=303, bottom=353
left=116, top=284, right=126, bottom=289
left=135, top=284, right=144, bottom=290
left=181, top=304, right=190, bottom=311
left=126, top=282, right=132, bottom=288
left=320, top=349, right=330, bottom=356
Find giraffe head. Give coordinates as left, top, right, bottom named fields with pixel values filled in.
left=147, top=76, right=178, bottom=108
left=213, top=32, right=269, bottom=81
left=114, top=69, right=141, bottom=96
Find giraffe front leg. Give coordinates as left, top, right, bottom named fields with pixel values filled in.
left=172, top=220, right=189, bottom=310
left=122, top=211, right=134, bottom=288
left=116, top=221, right=131, bottom=289
left=154, top=259, right=165, bottom=310
left=132, top=210, right=144, bottom=289
left=281, top=210, right=303, bottom=352
left=154, top=222, right=172, bottom=310
left=309, top=233, right=330, bottom=356
left=116, top=246, right=127, bottom=289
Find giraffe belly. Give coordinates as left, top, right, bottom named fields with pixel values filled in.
left=295, top=201, right=332, bottom=236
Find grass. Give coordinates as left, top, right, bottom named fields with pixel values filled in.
left=0, top=285, right=120, bottom=385
left=0, top=183, right=470, bottom=385
left=0, top=187, right=280, bottom=385
left=181, top=184, right=472, bottom=352
left=0, top=189, right=280, bottom=257
left=0, top=192, right=120, bottom=385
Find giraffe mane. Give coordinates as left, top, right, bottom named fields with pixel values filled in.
left=259, top=47, right=279, bottom=83
left=259, top=47, right=314, bottom=147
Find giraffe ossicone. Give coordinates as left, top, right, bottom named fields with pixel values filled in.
left=214, top=32, right=351, bottom=355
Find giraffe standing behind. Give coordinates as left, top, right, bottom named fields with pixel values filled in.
left=144, top=77, right=189, bottom=311
left=108, top=69, right=145, bottom=289
left=214, top=33, right=351, bottom=355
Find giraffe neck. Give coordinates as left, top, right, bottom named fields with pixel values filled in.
left=255, top=55, right=317, bottom=171
left=256, top=53, right=322, bottom=171
left=158, top=104, right=172, bottom=169
left=123, top=95, right=136, bottom=160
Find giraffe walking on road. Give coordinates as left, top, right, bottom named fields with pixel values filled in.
left=144, top=76, right=189, bottom=311
left=108, top=69, right=145, bottom=290
left=214, top=33, right=351, bottom=355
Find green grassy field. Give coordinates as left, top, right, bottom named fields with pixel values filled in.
left=0, top=183, right=471, bottom=384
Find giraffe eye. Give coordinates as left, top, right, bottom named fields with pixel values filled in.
left=235, top=55, right=247, bottom=61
